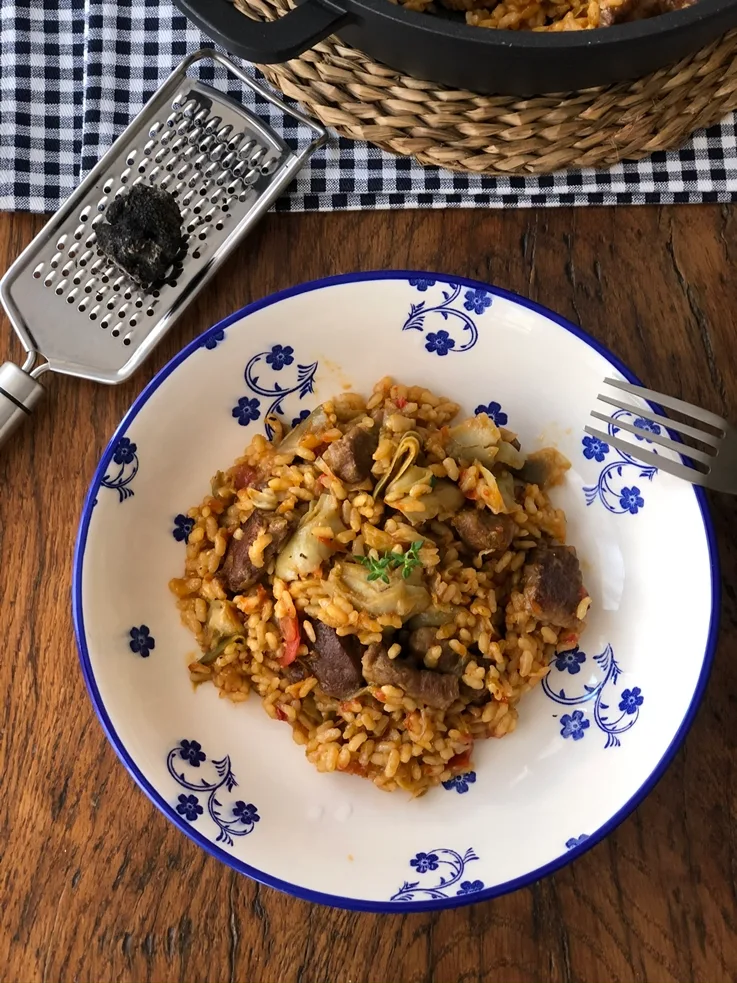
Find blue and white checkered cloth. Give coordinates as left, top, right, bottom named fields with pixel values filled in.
left=2, top=0, right=737, bottom=212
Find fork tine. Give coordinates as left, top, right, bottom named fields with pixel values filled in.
left=595, top=394, right=722, bottom=449
left=584, top=427, right=710, bottom=486
left=590, top=411, right=716, bottom=466
left=604, top=378, right=728, bottom=433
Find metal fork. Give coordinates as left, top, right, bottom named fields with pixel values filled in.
left=585, top=378, right=737, bottom=494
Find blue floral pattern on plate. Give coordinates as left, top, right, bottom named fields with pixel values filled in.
left=566, top=834, right=589, bottom=850
left=203, top=329, right=226, bottom=350
left=583, top=409, right=658, bottom=514
left=232, top=345, right=318, bottom=440
left=391, top=848, right=482, bottom=901
left=442, top=771, right=477, bottom=794
left=172, top=513, right=194, bottom=542
left=403, top=281, right=492, bottom=356
left=129, top=625, right=155, bottom=658
left=101, top=437, right=139, bottom=502
left=167, top=740, right=260, bottom=846
left=474, top=400, right=508, bottom=426
left=543, top=644, right=644, bottom=748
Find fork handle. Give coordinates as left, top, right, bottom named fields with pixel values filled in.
left=0, top=362, right=45, bottom=448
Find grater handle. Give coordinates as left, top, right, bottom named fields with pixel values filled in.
left=0, top=362, right=45, bottom=448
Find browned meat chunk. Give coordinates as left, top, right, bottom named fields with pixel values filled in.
left=406, top=627, right=465, bottom=675
left=220, top=511, right=293, bottom=594
left=309, top=622, right=365, bottom=700
left=599, top=0, right=693, bottom=24
left=283, top=659, right=311, bottom=684
left=362, top=644, right=459, bottom=710
left=522, top=546, right=584, bottom=628
left=322, top=424, right=379, bottom=483
left=452, top=508, right=516, bottom=554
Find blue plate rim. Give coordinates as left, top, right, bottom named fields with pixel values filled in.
left=72, top=270, right=721, bottom=913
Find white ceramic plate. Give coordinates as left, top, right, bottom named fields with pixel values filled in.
left=73, top=272, right=719, bottom=911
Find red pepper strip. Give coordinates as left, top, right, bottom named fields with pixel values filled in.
left=279, top=615, right=301, bottom=667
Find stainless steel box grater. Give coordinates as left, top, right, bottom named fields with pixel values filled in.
left=0, top=48, right=327, bottom=447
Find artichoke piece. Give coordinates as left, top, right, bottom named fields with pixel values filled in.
left=278, top=405, right=330, bottom=459
left=476, top=463, right=516, bottom=514
left=274, top=493, right=346, bottom=581
left=207, top=599, right=244, bottom=638
left=332, top=561, right=430, bottom=620
left=384, top=464, right=464, bottom=525
left=446, top=413, right=501, bottom=469
left=495, top=439, right=526, bottom=471
left=373, top=430, right=421, bottom=499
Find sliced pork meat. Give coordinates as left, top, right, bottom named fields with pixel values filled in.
left=452, top=508, right=516, bottom=555
left=522, top=545, right=584, bottom=628
left=406, top=627, right=465, bottom=675
left=309, top=622, right=365, bottom=700
left=362, top=644, right=459, bottom=710
left=322, top=423, right=380, bottom=484
left=220, top=511, right=293, bottom=594
left=599, top=0, right=693, bottom=24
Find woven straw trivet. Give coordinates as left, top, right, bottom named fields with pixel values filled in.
left=233, top=0, right=737, bottom=173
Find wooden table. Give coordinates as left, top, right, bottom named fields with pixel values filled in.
left=1, top=206, right=736, bottom=983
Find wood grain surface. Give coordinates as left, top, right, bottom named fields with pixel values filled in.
left=1, top=206, right=736, bottom=983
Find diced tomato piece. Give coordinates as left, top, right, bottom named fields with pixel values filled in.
left=449, top=748, right=473, bottom=771
left=395, top=397, right=407, bottom=409
left=232, top=463, right=259, bottom=490
left=274, top=705, right=287, bottom=722
left=279, top=615, right=301, bottom=667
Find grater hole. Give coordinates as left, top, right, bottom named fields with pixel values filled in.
left=198, top=232, right=206, bottom=241
left=55, top=285, right=64, bottom=296
left=147, top=307, right=155, bottom=316
left=90, top=312, right=97, bottom=321
left=97, top=203, right=105, bottom=212
left=123, top=337, right=131, bottom=346
left=51, top=258, right=59, bottom=269
left=85, top=284, right=93, bottom=294
left=192, top=249, right=200, bottom=259
left=107, top=301, right=116, bottom=310
left=222, top=204, right=229, bottom=212
left=103, top=180, right=113, bottom=193
left=138, top=164, right=146, bottom=174
left=135, top=299, right=143, bottom=308
left=121, top=174, right=128, bottom=184
left=187, top=223, right=195, bottom=233
left=101, top=319, right=110, bottom=330
left=152, top=289, right=160, bottom=298
left=33, top=268, right=42, bottom=279
left=67, top=295, right=75, bottom=304
left=129, top=319, right=137, bottom=328
left=73, top=274, right=82, bottom=285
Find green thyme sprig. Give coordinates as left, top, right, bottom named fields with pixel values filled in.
left=356, top=541, right=423, bottom=584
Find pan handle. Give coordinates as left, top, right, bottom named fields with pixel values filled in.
left=175, top=0, right=350, bottom=63
left=0, top=362, right=44, bottom=448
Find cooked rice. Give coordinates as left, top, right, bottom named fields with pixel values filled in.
left=170, top=377, right=589, bottom=796
left=396, top=0, right=624, bottom=31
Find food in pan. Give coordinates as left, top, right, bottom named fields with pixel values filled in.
left=396, top=0, right=695, bottom=32
left=170, top=378, right=590, bottom=795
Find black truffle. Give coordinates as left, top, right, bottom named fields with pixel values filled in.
left=96, top=184, right=184, bottom=286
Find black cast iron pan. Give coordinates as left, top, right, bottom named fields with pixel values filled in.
left=175, top=0, right=737, bottom=95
